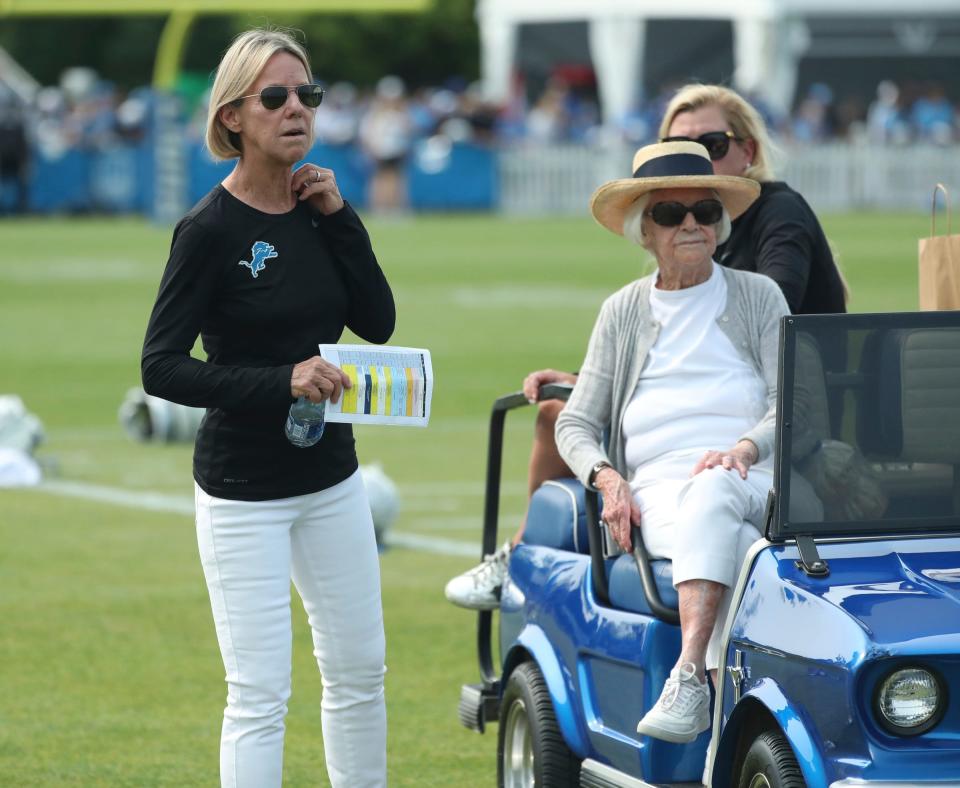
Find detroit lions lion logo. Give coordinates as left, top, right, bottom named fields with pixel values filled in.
left=239, top=241, right=278, bottom=279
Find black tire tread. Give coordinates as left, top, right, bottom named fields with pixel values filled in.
left=498, top=661, right=579, bottom=787
left=738, top=729, right=805, bottom=788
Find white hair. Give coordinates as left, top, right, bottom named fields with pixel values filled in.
left=623, top=190, right=731, bottom=249
left=622, top=194, right=651, bottom=247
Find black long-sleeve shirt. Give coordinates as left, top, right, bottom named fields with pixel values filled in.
left=717, top=181, right=846, bottom=315
left=142, top=186, right=395, bottom=500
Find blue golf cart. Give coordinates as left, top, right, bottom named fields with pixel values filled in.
left=458, top=310, right=960, bottom=787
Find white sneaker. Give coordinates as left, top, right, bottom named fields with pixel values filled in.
left=444, top=541, right=512, bottom=610
left=636, top=662, right=711, bottom=744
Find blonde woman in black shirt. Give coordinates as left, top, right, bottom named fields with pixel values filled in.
left=142, top=29, right=394, bottom=788
left=659, top=83, right=846, bottom=315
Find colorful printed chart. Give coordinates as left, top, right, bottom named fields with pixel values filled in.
left=317, top=344, right=432, bottom=427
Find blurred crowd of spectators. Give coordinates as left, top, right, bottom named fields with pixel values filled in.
left=502, top=76, right=960, bottom=147
left=1, top=64, right=958, bottom=214
left=791, top=79, right=958, bottom=145
left=3, top=68, right=151, bottom=159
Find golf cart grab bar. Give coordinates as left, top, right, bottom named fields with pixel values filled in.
left=630, top=521, right=681, bottom=624
left=477, top=382, right=574, bottom=683
left=583, top=489, right=680, bottom=623
left=480, top=383, right=574, bottom=555
left=583, top=488, right=611, bottom=606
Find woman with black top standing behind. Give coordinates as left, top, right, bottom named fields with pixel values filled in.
left=141, top=29, right=394, bottom=788
left=660, top=83, right=847, bottom=315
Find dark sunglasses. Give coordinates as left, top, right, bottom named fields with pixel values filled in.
left=648, top=199, right=724, bottom=227
left=235, top=84, right=325, bottom=111
left=659, top=130, right=742, bottom=161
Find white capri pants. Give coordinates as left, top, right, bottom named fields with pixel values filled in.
left=194, top=469, right=386, bottom=788
left=637, top=466, right=770, bottom=671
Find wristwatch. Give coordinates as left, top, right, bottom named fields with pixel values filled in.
left=589, top=460, right=612, bottom=488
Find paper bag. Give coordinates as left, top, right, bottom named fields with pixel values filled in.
left=919, top=183, right=960, bottom=311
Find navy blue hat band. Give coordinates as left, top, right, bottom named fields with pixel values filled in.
left=633, top=153, right=713, bottom=179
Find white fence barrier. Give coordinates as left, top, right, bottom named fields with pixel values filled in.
left=498, top=143, right=960, bottom=216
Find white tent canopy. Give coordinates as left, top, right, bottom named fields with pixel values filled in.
left=476, top=0, right=960, bottom=125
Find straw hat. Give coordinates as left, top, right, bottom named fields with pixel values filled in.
left=589, top=140, right=761, bottom=236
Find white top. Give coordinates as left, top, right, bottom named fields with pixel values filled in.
left=622, top=263, right=769, bottom=497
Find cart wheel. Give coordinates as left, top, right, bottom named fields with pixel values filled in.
left=737, top=729, right=805, bottom=788
left=497, top=661, right=579, bottom=788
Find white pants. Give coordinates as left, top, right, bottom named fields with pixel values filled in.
left=637, top=466, right=769, bottom=670
left=194, top=469, right=386, bottom=788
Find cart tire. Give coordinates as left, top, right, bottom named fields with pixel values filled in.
left=737, top=729, right=806, bottom=788
left=497, top=661, right=579, bottom=788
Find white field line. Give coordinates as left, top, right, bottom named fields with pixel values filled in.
left=408, top=514, right=525, bottom=531
left=32, top=479, right=493, bottom=558
left=39, top=479, right=196, bottom=515
left=386, top=532, right=479, bottom=557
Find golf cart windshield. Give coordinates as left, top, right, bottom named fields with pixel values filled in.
left=771, top=311, right=960, bottom=539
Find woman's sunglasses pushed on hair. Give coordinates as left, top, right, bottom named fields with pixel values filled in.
left=648, top=199, right=724, bottom=227
left=660, top=130, right=741, bottom=161
left=235, top=84, right=325, bottom=111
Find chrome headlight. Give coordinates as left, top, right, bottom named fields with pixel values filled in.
left=874, top=666, right=946, bottom=736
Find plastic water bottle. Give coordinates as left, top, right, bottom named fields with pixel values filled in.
left=285, top=396, right=325, bottom=448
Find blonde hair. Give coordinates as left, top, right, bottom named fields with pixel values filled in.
left=205, top=28, right=312, bottom=161
left=658, top=84, right=778, bottom=183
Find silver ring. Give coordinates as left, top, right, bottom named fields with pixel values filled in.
left=314, top=169, right=320, bottom=183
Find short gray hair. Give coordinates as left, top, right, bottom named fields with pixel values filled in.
left=622, top=191, right=731, bottom=249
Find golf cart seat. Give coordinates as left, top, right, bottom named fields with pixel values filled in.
left=523, top=479, right=591, bottom=553
left=608, top=553, right=679, bottom=615
left=856, top=326, right=960, bottom=514
left=523, top=477, right=678, bottom=615
left=858, top=327, right=960, bottom=465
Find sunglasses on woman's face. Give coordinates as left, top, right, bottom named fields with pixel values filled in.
left=235, top=84, right=325, bottom=111
left=660, top=130, right=741, bottom=161
left=647, top=199, right=724, bottom=227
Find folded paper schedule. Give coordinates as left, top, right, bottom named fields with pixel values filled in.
left=318, top=344, right=433, bottom=427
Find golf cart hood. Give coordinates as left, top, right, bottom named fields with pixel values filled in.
left=789, top=537, right=960, bottom=652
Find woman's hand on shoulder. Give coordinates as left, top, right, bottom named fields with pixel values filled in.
left=522, top=369, right=579, bottom=404
left=293, top=164, right=344, bottom=215
left=691, top=439, right=759, bottom=480
left=291, top=355, right=351, bottom=403
left=595, top=467, right=641, bottom=552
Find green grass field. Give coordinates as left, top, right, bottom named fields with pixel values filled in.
left=0, top=210, right=928, bottom=786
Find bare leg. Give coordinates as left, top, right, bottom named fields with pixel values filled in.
left=675, top=579, right=725, bottom=681
left=527, top=400, right=572, bottom=495
left=636, top=577, right=719, bottom=741
left=512, top=400, right=573, bottom=546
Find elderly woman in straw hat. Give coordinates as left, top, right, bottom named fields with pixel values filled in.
left=554, top=140, right=788, bottom=743
left=444, top=85, right=845, bottom=614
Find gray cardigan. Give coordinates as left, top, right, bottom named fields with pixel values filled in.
left=555, top=266, right=789, bottom=487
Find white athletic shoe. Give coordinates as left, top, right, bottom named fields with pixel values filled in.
left=444, top=541, right=512, bottom=610
left=636, top=662, right=711, bottom=744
